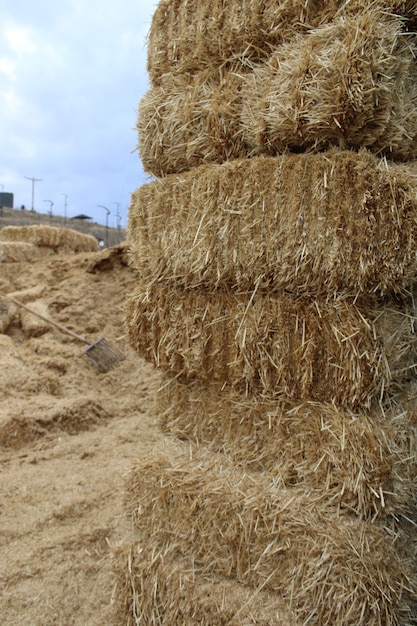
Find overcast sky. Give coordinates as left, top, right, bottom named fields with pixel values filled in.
left=0, top=0, right=158, bottom=228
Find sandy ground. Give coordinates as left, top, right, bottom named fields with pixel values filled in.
left=0, top=244, right=164, bottom=625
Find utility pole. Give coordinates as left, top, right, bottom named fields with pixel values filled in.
left=98, top=205, right=110, bottom=247
left=61, top=193, right=68, bottom=225
left=24, top=176, right=42, bottom=211
left=114, top=202, right=121, bottom=243
left=44, top=199, right=54, bottom=225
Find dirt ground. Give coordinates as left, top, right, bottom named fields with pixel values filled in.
left=0, top=244, right=164, bottom=625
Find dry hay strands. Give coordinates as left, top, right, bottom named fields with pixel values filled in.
left=146, top=0, right=417, bottom=83
left=0, top=225, right=98, bottom=253
left=140, top=13, right=417, bottom=175
left=128, top=150, right=417, bottom=296
left=19, top=299, right=52, bottom=338
left=113, top=543, right=300, bottom=626
left=157, top=376, right=417, bottom=519
left=126, top=283, right=417, bottom=409
left=242, top=12, right=417, bottom=162
left=124, top=444, right=416, bottom=626
left=0, top=241, right=53, bottom=263
left=137, top=65, right=248, bottom=177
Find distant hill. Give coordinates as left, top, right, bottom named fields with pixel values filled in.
left=0, top=206, right=126, bottom=248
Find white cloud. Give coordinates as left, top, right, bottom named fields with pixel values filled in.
left=0, top=0, right=157, bottom=224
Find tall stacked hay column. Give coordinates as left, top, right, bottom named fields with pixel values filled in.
left=118, top=2, right=417, bottom=624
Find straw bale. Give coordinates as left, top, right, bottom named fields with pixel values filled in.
left=0, top=225, right=98, bottom=253
left=146, top=0, right=417, bottom=83
left=57, top=228, right=99, bottom=253
left=0, top=241, right=53, bottom=263
left=128, top=150, right=417, bottom=295
left=140, top=14, right=417, bottom=175
left=241, top=13, right=417, bottom=162
left=113, top=543, right=300, bottom=626
left=137, top=65, right=247, bottom=177
left=157, top=376, right=417, bottom=518
left=124, top=444, right=416, bottom=626
left=19, top=299, right=52, bottom=337
left=126, top=283, right=417, bottom=409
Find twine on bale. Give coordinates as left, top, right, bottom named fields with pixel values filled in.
left=146, top=0, right=417, bottom=82
left=126, top=282, right=417, bottom=409
left=139, top=12, right=417, bottom=176
left=124, top=443, right=417, bottom=626
left=128, top=150, right=417, bottom=295
left=157, top=376, right=417, bottom=519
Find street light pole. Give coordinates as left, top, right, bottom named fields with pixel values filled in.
left=61, top=193, right=68, bottom=225
left=24, top=176, right=42, bottom=211
left=44, top=199, right=54, bottom=225
left=114, top=202, right=121, bottom=243
left=97, top=205, right=110, bottom=247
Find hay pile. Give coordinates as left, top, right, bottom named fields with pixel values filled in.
left=0, top=225, right=99, bottom=254
left=118, top=1, right=417, bottom=624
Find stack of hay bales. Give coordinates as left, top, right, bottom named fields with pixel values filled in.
left=0, top=225, right=99, bottom=260
left=117, top=2, right=417, bottom=624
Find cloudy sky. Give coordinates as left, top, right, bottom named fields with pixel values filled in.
left=0, top=0, right=158, bottom=228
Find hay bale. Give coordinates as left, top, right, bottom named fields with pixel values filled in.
left=0, top=225, right=62, bottom=248
left=113, top=543, right=300, bottom=626
left=157, top=376, right=417, bottom=518
left=0, top=225, right=98, bottom=253
left=126, top=283, right=417, bottom=409
left=128, top=150, right=417, bottom=295
left=147, top=0, right=417, bottom=83
left=124, top=444, right=416, bottom=626
left=0, top=241, right=53, bottom=263
left=137, top=65, right=247, bottom=177
left=139, top=14, right=417, bottom=175
left=241, top=13, right=417, bottom=162
left=57, top=228, right=99, bottom=253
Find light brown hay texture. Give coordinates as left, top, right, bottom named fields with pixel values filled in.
left=0, top=241, right=53, bottom=263
left=19, top=299, right=52, bottom=337
left=157, top=377, right=417, bottom=519
left=128, top=151, right=417, bottom=296
left=113, top=544, right=301, bottom=626
left=137, top=65, right=247, bottom=177
left=126, top=283, right=417, bottom=409
left=0, top=225, right=99, bottom=253
left=241, top=12, right=417, bottom=161
left=139, top=14, right=417, bottom=175
left=146, top=0, right=417, bottom=83
left=124, top=444, right=416, bottom=626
